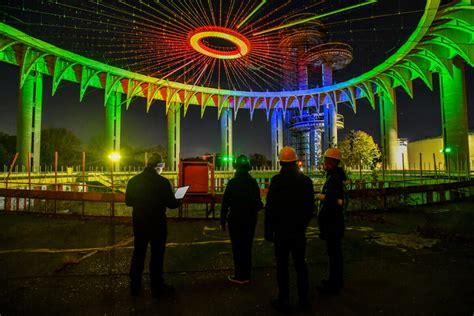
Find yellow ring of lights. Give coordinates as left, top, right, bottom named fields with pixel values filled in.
left=189, top=26, right=250, bottom=60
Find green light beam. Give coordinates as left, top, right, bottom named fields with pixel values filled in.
left=237, top=0, right=267, bottom=29
left=253, top=0, right=377, bottom=36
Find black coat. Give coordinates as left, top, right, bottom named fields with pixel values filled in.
left=265, top=165, right=315, bottom=240
left=318, top=166, right=347, bottom=239
left=125, top=167, right=179, bottom=233
left=220, top=170, right=263, bottom=226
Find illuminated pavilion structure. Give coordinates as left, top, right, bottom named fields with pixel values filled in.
left=0, top=0, right=473, bottom=173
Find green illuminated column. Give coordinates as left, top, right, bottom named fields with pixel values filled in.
left=271, top=109, right=284, bottom=169
left=439, top=58, right=469, bottom=174
left=105, top=89, right=122, bottom=171
left=167, top=103, right=181, bottom=172
left=379, top=88, right=399, bottom=170
left=220, top=108, right=233, bottom=170
left=17, top=71, right=42, bottom=172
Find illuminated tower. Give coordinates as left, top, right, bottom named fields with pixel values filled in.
left=167, top=102, right=181, bottom=172
left=105, top=88, right=122, bottom=171
left=279, top=18, right=325, bottom=172
left=279, top=18, right=352, bottom=171
left=439, top=58, right=469, bottom=174
left=17, top=71, right=42, bottom=172
left=306, top=42, right=352, bottom=151
left=379, top=88, right=399, bottom=170
left=220, top=108, right=233, bottom=170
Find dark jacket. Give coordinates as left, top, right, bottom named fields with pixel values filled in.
left=318, top=166, right=346, bottom=239
left=220, top=170, right=263, bottom=226
left=125, top=167, right=179, bottom=232
left=265, top=165, right=315, bottom=240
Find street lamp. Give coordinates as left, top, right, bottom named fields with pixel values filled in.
left=108, top=152, right=121, bottom=217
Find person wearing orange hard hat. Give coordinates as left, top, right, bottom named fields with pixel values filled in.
left=265, top=146, right=314, bottom=312
left=316, top=147, right=347, bottom=295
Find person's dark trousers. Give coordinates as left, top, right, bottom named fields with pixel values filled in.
left=325, top=237, right=343, bottom=288
left=228, top=222, right=256, bottom=280
left=274, top=234, right=309, bottom=302
left=129, top=226, right=167, bottom=290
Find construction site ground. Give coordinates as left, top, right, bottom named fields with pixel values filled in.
left=1, top=199, right=473, bottom=315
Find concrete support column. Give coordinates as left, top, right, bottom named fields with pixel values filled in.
left=271, top=110, right=284, bottom=169
left=330, top=105, right=338, bottom=146
left=220, top=108, right=233, bottom=170
left=17, top=71, right=42, bottom=172
left=439, top=58, right=470, bottom=174
left=322, top=63, right=337, bottom=150
left=309, top=129, right=321, bottom=170
left=283, top=113, right=293, bottom=147
left=105, top=89, right=122, bottom=171
left=323, top=103, right=337, bottom=150
left=379, top=88, right=399, bottom=170
left=167, top=103, right=181, bottom=172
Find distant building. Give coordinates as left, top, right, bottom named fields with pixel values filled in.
left=406, top=133, right=474, bottom=171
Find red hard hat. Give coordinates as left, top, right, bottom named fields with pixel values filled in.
left=279, top=146, right=298, bottom=162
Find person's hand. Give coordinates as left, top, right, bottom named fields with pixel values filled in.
left=315, top=193, right=325, bottom=201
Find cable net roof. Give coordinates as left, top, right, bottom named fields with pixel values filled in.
left=1, top=0, right=427, bottom=92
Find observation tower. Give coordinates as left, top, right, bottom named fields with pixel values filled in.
left=279, top=17, right=352, bottom=171
left=308, top=42, right=353, bottom=151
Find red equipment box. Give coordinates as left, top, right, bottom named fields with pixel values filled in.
left=178, top=161, right=209, bottom=194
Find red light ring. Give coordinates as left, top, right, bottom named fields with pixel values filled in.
left=189, top=26, right=251, bottom=60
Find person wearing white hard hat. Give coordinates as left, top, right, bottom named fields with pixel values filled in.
left=265, top=146, right=314, bottom=312
left=316, top=147, right=347, bottom=295
left=125, top=153, right=180, bottom=298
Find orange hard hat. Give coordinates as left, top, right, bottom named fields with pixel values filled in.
left=324, top=148, right=342, bottom=161
left=279, top=146, right=298, bottom=162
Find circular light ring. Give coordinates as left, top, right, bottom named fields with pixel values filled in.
left=189, top=26, right=251, bottom=60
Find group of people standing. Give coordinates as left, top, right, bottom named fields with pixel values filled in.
left=125, top=146, right=347, bottom=312
left=221, top=146, right=346, bottom=312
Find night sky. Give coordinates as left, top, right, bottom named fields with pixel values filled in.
left=0, top=0, right=473, bottom=159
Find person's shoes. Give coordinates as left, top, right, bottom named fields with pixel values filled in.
left=151, top=283, right=175, bottom=298
left=270, top=298, right=291, bottom=313
left=227, top=275, right=250, bottom=285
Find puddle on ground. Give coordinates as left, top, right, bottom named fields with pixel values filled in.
left=425, top=209, right=451, bottom=214
left=346, top=226, right=374, bottom=232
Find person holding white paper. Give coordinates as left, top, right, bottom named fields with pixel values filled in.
left=125, top=153, right=179, bottom=297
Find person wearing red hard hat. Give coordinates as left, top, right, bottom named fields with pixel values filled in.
left=316, top=147, right=347, bottom=295
left=265, top=146, right=314, bottom=312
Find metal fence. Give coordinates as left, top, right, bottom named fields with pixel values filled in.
left=0, top=168, right=472, bottom=218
